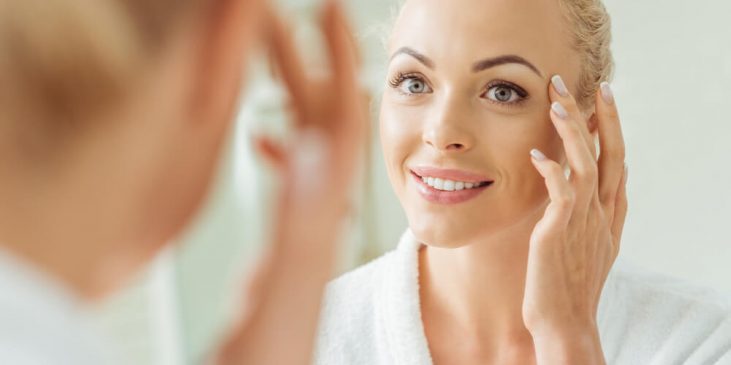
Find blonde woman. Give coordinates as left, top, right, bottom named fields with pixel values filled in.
left=0, top=0, right=365, bottom=364
left=315, top=0, right=731, bottom=363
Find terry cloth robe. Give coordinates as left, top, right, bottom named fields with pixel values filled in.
left=315, top=229, right=731, bottom=365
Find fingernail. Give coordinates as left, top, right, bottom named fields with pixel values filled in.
left=624, top=163, right=629, bottom=184
left=530, top=148, right=547, bottom=161
left=600, top=81, right=614, bottom=104
left=292, top=129, right=329, bottom=195
left=551, top=101, right=568, bottom=119
left=551, top=75, right=569, bottom=97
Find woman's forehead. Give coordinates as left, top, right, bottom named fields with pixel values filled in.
left=390, top=0, right=570, bottom=72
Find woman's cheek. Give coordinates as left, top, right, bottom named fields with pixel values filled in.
left=379, top=107, right=420, bottom=194
left=489, top=115, right=555, bottom=205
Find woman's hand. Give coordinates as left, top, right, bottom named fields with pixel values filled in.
left=523, top=76, right=627, bottom=364
left=214, top=1, right=367, bottom=364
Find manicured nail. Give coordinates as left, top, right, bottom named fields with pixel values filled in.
left=551, top=102, right=568, bottom=119
left=600, top=81, right=614, bottom=104
left=530, top=148, right=547, bottom=161
left=551, top=75, right=569, bottom=97
left=624, top=163, right=629, bottom=184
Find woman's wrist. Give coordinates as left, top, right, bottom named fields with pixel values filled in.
left=530, top=324, right=606, bottom=365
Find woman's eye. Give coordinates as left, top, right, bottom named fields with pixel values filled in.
left=397, top=77, right=432, bottom=95
left=485, top=85, right=522, bottom=103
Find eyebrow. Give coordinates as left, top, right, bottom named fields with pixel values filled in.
left=472, top=55, right=542, bottom=77
left=389, top=47, right=543, bottom=77
left=390, top=47, right=435, bottom=69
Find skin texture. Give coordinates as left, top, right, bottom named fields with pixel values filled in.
left=0, top=0, right=366, bottom=364
left=381, top=0, right=626, bottom=363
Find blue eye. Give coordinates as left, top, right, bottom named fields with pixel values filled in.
left=388, top=73, right=433, bottom=95
left=486, top=86, right=520, bottom=103
left=481, top=81, right=529, bottom=106
left=402, top=78, right=430, bottom=94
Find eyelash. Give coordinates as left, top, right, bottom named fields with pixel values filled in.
left=387, top=72, right=426, bottom=94
left=387, top=73, right=530, bottom=107
left=482, top=80, right=530, bottom=107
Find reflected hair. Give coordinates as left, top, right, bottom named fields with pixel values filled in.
left=0, top=0, right=203, bottom=144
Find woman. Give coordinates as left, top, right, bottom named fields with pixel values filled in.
left=0, top=0, right=365, bottom=364
left=315, top=0, right=731, bottom=363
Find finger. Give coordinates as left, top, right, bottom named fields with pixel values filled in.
left=548, top=99, right=598, bottom=214
left=318, top=0, right=367, bottom=183
left=320, top=0, right=360, bottom=122
left=549, top=75, right=597, bottom=160
left=323, top=0, right=363, bottom=71
left=265, top=7, right=309, bottom=126
left=530, top=149, right=574, bottom=229
left=610, top=165, right=629, bottom=249
left=595, top=82, right=627, bottom=214
left=548, top=76, right=598, bottom=201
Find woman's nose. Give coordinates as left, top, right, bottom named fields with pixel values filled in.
left=422, top=101, right=475, bottom=153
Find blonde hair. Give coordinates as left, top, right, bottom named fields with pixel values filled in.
left=558, top=0, right=614, bottom=109
left=0, top=0, right=202, bottom=136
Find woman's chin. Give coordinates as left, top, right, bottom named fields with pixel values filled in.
left=408, top=221, right=484, bottom=249
left=406, top=207, right=543, bottom=249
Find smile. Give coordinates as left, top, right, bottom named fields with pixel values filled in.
left=410, top=167, right=494, bottom=204
left=419, top=176, right=490, bottom=191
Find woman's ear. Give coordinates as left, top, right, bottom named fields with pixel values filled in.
left=582, top=105, right=599, bottom=135
left=588, top=113, right=599, bottom=135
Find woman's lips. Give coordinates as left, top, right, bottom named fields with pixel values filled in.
left=410, top=169, right=494, bottom=204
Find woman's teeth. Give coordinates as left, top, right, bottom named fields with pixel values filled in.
left=421, top=176, right=485, bottom=191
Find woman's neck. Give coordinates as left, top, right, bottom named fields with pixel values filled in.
left=0, top=155, right=155, bottom=301
left=418, top=209, right=544, bottom=362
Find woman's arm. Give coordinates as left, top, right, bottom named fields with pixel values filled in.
left=523, top=76, right=627, bottom=365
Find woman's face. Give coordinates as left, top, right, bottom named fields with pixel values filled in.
left=381, top=0, right=583, bottom=247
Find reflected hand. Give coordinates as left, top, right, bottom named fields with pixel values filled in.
left=215, top=1, right=366, bottom=364
left=523, top=76, right=627, bottom=364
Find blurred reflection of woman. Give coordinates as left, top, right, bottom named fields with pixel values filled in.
left=0, top=0, right=365, bottom=364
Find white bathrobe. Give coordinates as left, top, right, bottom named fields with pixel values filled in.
left=315, top=230, right=731, bottom=365
left=0, top=249, right=116, bottom=365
